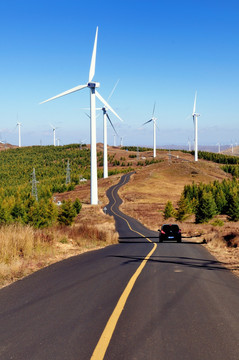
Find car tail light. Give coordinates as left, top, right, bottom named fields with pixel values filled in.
left=161, top=230, right=165, bottom=234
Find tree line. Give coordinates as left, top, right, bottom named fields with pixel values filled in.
left=0, top=196, right=82, bottom=228
left=164, top=178, right=239, bottom=223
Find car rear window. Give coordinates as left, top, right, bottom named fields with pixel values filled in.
left=162, top=225, right=179, bottom=233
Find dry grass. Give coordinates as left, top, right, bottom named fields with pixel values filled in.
left=0, top=204, right=118, bottom=288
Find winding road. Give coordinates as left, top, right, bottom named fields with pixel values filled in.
left=1, top=172, right=239, bottom=359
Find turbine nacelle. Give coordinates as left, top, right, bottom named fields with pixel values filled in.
left=87, top=82, right=100, bottom=89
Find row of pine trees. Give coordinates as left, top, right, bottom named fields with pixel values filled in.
left=0, top=196, right=82, bottom=228
left=164, top=178, right=239, bottom=223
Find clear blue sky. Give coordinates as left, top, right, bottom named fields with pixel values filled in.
left=0, top=0, right=238, bottom=147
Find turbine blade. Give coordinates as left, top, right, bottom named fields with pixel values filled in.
left=106, top=113, right=118, bottom=136
left=89, top=27, right=98, bottom=82
left=193, top=91, right=197, bottom=114
left=152, top=102, right=156, bottom=117
left=95, top=90, right=123, bottom=122
left=85, top=112, right=91, bottom=119
left=107, top=79, right=120, bottom=101
left=142, top=119, right=153, bottom=126
left=40, top=84, right=87, bottom=104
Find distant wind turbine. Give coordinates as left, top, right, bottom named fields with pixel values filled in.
left=192, top=91, right=200, bottom=161
left=50, top=124, right=58, bottom=146
left=142, top=102, right=157, bottom=158
left=120, top=136, right=125, bottom=147
left=17, top=122, right=22, bottom=147
left=217, top=142, right=221, bottom=153
left=40, top=27, right=117, bottom=204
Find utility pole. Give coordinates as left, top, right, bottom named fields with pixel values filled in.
left=31, top=168, right=39, bottom=201
left=66, top=160, right=71, bottom=184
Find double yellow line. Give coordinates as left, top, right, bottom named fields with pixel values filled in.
left=91, top=174, right=157, bottom=359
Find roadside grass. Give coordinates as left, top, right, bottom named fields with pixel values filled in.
left=0, top=204, right=118, bottom=288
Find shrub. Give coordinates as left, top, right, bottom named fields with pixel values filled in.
left=211, top=219, right=224, bottom=226
left=58, top=200, right=77, bottom=226
left=73, top=198, right=82, bottom=214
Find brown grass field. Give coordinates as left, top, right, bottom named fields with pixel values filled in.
left=1, top=146, right=239, bottom=288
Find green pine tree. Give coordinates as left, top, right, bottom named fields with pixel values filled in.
left=195, top=191, right=217, bottom=223
left=73, top=198, right=82, bottom=214
left=163, top=201, right=175, bottom=219
left=227, top=191, right=239, bottom=221
left=176, top=195, right=190, bottom=221
left=57, top=200, right=77, bottom=226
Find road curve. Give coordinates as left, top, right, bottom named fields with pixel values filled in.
left=1, top=172, right=239, bottom=359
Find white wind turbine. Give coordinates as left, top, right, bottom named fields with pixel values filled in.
left=40, top=27, right=119, bottom=205
left=142, top=102, right=157, bottom=158
left=50, top=124, right=58, bottom=146
left=120, top=136, right=125, bottom=147
left=192, top=91, right=200, bottom=161
left=217, top=142, right=221, bottom=153
left=17, top=122, right=22, bottom=147
left=87, top=79, right=122, bottom=178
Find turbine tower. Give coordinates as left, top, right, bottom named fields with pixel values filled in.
left=17, top=122, right=22, bottom=147
left=217, top=142, right=221, bottom=153
left=120, top=136, right=125, bottom=147
left=40, top=27, right=117, bottom=204
left=50, top=124, right=58, bottom=146
left=192, top=91, right=200, bottom=161
left=97, top=79, right=122, bottom=179
left=142, top=102, right=157, bottom=158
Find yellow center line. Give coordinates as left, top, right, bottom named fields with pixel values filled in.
left=91, top=174, right=158, bottom=359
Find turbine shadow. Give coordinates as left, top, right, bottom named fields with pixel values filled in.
left=109, top=254, right=227, bottom=272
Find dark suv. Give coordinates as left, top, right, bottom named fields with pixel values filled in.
left=158, top=224, right=181, bottom=243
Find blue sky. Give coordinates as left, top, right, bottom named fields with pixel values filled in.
left=0, top=0, right=238, bottom=147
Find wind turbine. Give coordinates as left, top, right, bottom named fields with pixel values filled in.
left=50, top=124, right=58, bottom=146
left=97, top=79, right=122, bottom=179
left=40, top=27, right=119, bottom=205
left=17, top=122, right=22, bottom=147
left=192, top=91, right=200, bottom=161
left=142, top=102, right=157, bottom=158
left=120, top=136, right=125, bottom=147
left=217, top=142, right=221, bottom=153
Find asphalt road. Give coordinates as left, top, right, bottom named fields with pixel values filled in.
left=1, top=172, right=239, bottom=359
